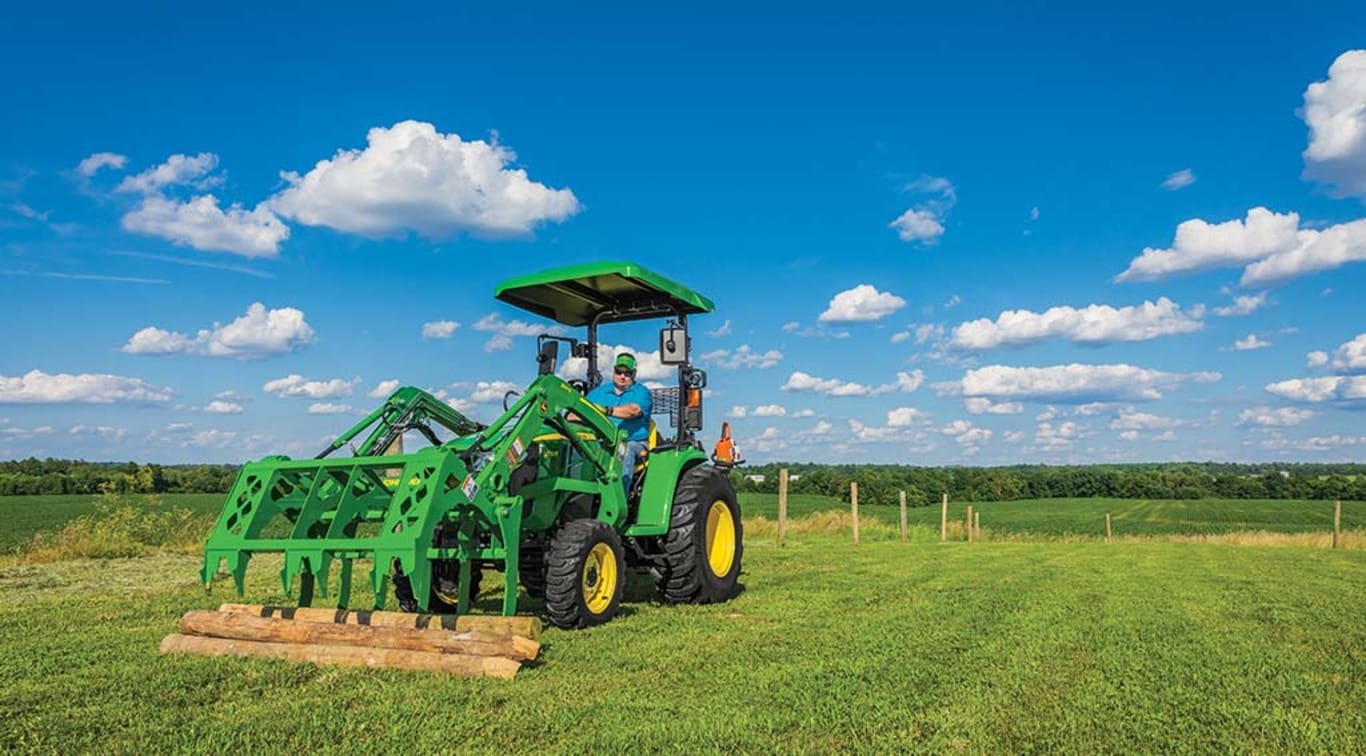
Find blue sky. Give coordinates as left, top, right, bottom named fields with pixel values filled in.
left=2, top=2, right=1365, bottom=465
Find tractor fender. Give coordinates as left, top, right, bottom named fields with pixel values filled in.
left=623, top=447, right=709, bottom=537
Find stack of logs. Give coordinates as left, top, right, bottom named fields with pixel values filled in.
left=160, top=603, right=542, bottom=679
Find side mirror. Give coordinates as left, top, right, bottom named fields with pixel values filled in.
left=660, top=325, right=688, bottom=365
left=536, top=339, right=559, bottom=376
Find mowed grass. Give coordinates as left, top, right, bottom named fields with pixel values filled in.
left=742, top=493, right=1364, bottom=538
left=0, top=493, right=224, bottom=553
left=0, top=532, right=1363, bottom=751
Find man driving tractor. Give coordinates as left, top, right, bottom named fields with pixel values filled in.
left=587, top=352, right=653, bottom=495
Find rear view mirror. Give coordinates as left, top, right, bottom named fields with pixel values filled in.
left=660, top=326, right=688, bottom=365
left=537, top=339, right=559, bottom=375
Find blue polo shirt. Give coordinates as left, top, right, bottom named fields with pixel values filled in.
left=587, top=381, right=653, bottom=442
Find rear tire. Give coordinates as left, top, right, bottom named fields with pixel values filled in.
left=519, top=538, right=547, bottom=599
left=544, top=519, right=624, bottom=629
left=394, top=561, right=481, bottom=614
left=656, top=465, right=743, bottom=604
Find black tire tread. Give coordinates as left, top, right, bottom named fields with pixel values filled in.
left=544, top=519, right=624, bottom=629
left=656, top=465, right=743, bottom=605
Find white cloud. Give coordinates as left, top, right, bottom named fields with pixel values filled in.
left=1301, top=50, right=1366, bottom=199
left=960, top=363, right=1221, bottom=403
left=1003, top=430, right=1025, bottom=443
left=68, top=425, right=126, bottom=442
left=0, top=370, right=171, bottom=404
left=1265, top=376, right=1366, bottom=403
left=1116, top=207, right=1302, bottom=282
left=368, top=379, right=400, bottom=398
left=473, top=313, right=564, bottom=337
left=558, top=343, right=673, bottom=382
left=268, top=120, right=580, bottom=239
left=203, top=400, right=243, bottom=414
left=264, top=375, right=358, bottom=399
left=121, top=194, right=289, bottom=258
left=1213, top=292, right=1268, bottom=317
left=1034, top=422, right=1083, bottom=449
left=782, top=371, right=877, bottom=397
left=707, top=320, right=733, bottom=337
left=895, top=370, right=925, bottom=393
left=702, top=344, right=783, bottom=369
left=752, top=404, right=787, bottom=417
left=915, top=324, right=945, bottom=344
left=121, top=303, right=314, bottom=359
left=1238, top=407, right=1317, bottom=427
left=421, top=320, right=459, bottom=339
left=810, top=420, right=833, bottom=435
left=1161, top=169, right=1196, bottom=191
left=468, top=380, right=523, bottom=404
left=818, top=284, right=907, bottom=323
left=484, top=335, right=514, bottom=353
left=939, top=419, right=993, bottom=447
left=1118, top=430, right=1140, bottom=442
left=1241, top=218, right=1366, bottom=286
left=116, top=153, right=220, bottom=194
left=951, top=297, right=1202, bottom=350
left=1223, top=334, right=1272, bottom=352
left=1328, top=333, right=1366, bottom=372
left=889, top=174, right=955, bottom=244
left=964, top=397, right=1023, bottom=414
left=308, top=403, right=353, bottom=415
left=1308, top=350, right=1330, bottom=368
left=1110, top=410, right=1184, bottom=431
left=791, top=409, right=815, bottom=418
left=727, top=405, right=747, bottom=418
left=889, top=209, right=945, bottom=243
left=1030, top=206, right=1040, bottom=221
left=887, top=407, right=929, bottom=427
left=781, top=321, right=800, bottom=333
left=75, top=152, right=127, bottom=177
left=891, top=331, right=911, bottom=343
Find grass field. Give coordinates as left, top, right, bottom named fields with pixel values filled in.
left=0, top=493, right=224, bottom=553
left=1, top=531, right=1363, bottom=751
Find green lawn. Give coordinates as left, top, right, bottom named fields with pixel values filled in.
left=1, top=534, right=1362, bottom=751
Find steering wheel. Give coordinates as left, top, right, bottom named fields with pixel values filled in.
left=568, top=379, right=588, bottom=395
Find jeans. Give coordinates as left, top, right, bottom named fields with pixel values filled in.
left=620, top=439, right=649, bottom=498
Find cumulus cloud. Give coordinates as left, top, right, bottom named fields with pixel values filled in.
left=702, top=344, right=783, bottom=369
left=121, top=303, right=314, bottom=359
left=727, top=406, right=747, bottom=418
left=368, top=379, right=400, bottom=398
left=1223, top=334, right=1272, bottom=352
left=1116, top=207, right=1366, bottom=286
left=121, top=195, right=288, bottom=258
left=1110, top=410, right=1185, bottom=430
left=558, top=343, right=673, bottom=382
left=1301, top=50, right=1366, bottom=199
left=0, top=370, right=171, bottom=404
left=1213, top=292, right=1269, bottom=317
left=791, top=409, right=815, bottom=418
left=467, top=380, right=521, bottom=404
left=964, top=397, right=1023, bottom=414
left=75, top=152, right=127, bottom=177
left=889, top=174, right=955, bottom=244
left=752, top=404, right=787, bottom=417
left=483, top=335, right=514, bottom=353
left=782, top=371, right=877, bottom=397
left=951, top=297, right=1202, bottom=350
left=939, top=419, right=993, bottom=447
left=1307, top=350, right=1330, bottom=368
left=891, top=331, right=911, bottom=343
left=887, top=407, right=930, bottom=427
left=1034, top=421, right=1081, bottom=449
left=959, top=363, right=1221, bottom=403
left=308, top=403, right=353, bottom=415
left=1327, top=333, right=1366, bottom=372
left=1265, top=376, right=1366, bottom=403
left=1161, top=169, right=1196, bottom=191
left=263, top=375, right=358, bottom=399
left=421, top=321, right=459, bottom=339
left=116, top=153, right=220, bottom=194
left=1238, top=407, right=1316, bottom=427
left=707, top=320, right=733, bottom=337
left=268, top=120, right=580, bottom=239
left=203, top=400, right=243, bottom=414
left=818, top=285, right=907, bottom=323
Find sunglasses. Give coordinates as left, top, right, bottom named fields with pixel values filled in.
left=614, top=367, right=635, bottom=376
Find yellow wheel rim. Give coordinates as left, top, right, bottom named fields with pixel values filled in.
left=581, top=542, right=617, bottom=615
left=705, top=500, right=736, bottom=577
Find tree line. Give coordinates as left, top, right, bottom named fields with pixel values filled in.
left=730, top=461, right=1366, bottom=505
left=0, top=458, right=238, bottom=496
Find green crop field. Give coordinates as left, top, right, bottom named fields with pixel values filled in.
left=0, top=494, right=225, bottom=553
left=1, top=530, right=1363, bottom=751
left=743, top=493, right=1363, bottom=537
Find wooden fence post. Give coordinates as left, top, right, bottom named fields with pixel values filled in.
left=778, top=468, right=789, bottom=548
left=1105, top=513, right=1112, bottom=544
left=941, top=492, right=948, bottom=542
left=974, top=511, right=980, bottom=541
left=899, top=490, right=908, bottom=544
left=1334, top=500, right=1341, bottom=550
left=965, top=505, right=973, bottom=543
left=851, top=482, right=860, bottom=546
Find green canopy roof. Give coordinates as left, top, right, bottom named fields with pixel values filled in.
left=494, top=261, right=714, bottom=327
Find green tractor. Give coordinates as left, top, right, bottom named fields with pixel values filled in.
left=201, top=261, right=743, bottom=629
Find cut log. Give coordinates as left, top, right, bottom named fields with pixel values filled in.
left=160, top=633, right=521, bottom=679
left=217, top=603, right=542, bottom=640
left=181, top=611, right=538, bottom=661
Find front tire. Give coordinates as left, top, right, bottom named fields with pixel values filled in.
left=544, top=519, right=625, bottom=629
left=656, top=465, right=743, bottom=604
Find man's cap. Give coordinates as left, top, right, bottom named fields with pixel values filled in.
left=614, top=353, right=637, bottom=372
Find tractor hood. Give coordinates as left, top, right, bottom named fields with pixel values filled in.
left=494, top=261, right=714, bottom=326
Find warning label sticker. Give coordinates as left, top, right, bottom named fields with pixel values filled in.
left=461, top=476, right=478, bottom=500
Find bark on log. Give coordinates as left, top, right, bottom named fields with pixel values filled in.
left=217, top=603, right=542, bottom=640
left=181, top=611, right=538, bottom=661
left=160, top=633, right=520, bottom=679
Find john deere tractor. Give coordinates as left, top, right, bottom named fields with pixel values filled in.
left=201, top=262, right=743, bottom=629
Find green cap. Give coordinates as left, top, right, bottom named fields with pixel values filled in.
left=614, top=353, right=637, bottom=372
